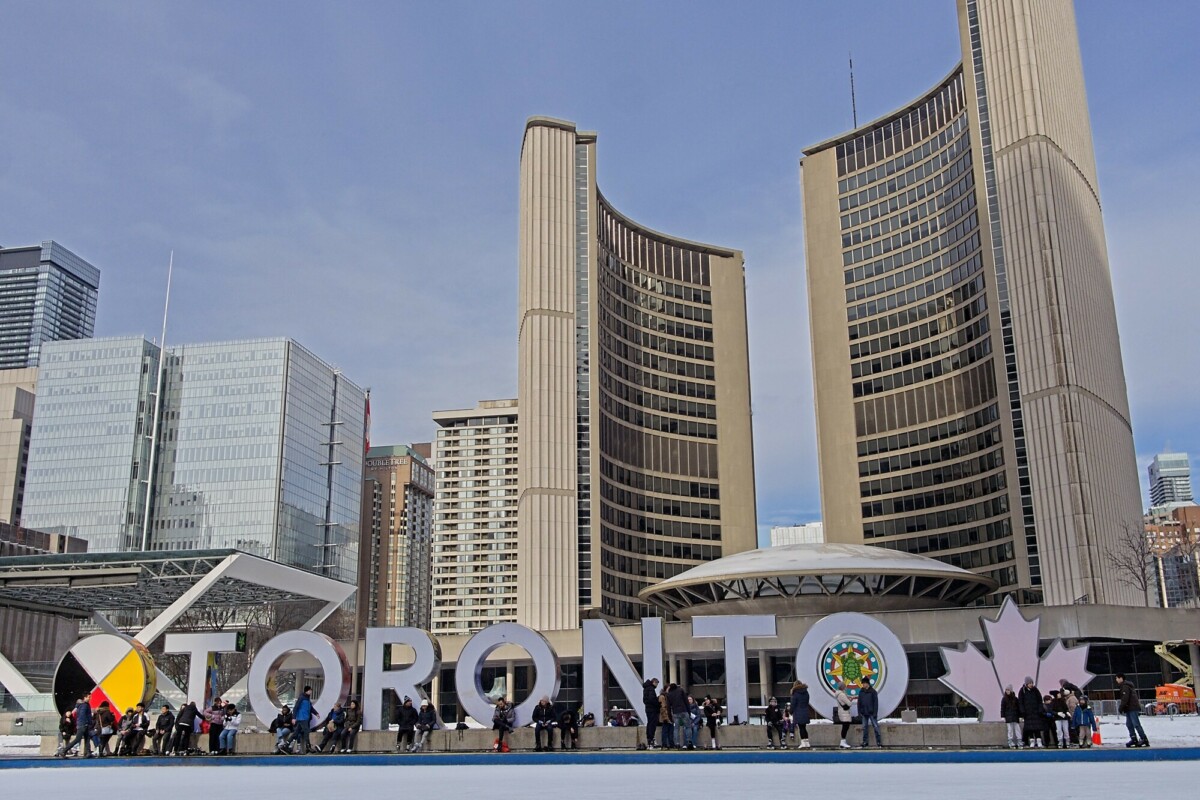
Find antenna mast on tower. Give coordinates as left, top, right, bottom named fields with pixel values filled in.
left=850, top=52, right=858, bottom=127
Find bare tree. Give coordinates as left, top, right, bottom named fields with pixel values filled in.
left=1105, top=520, right=1154, bottom=606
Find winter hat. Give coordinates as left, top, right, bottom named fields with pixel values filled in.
left=1024, top=676, right=1034, bottom=685
left=1005, top=685, right=1013, bottom=692
left=420, top=699, right=430, bottom=707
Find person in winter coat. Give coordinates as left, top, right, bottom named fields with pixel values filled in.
left=64, top=696, right=93, bottom=758
left=789, top=681, right=812, bottom=749
left=658, top=688, right=674, bottom=749
left=666, top=683, right=689, bottom=749
left=316, top=702, right=346, bottom=753
left=559, top=707, right=580, bottom=750
left=1041, top=695, right=1058, bottom=747
left=702, top=696, right=721, bottom=749
left=56, top=710, right=76, bottom=757
left=171, top=701, right=200, bottom=755
left=341, top=700, right=363, bottom=753
left=290, top=686, right=316, bottom=753
left=685, top=696, right=703, bottom=750
left=1065, top=689, right=1080, bottom=746
left=218, top=704, right=241, bottom=754
left=152, top=705, right=174, bottom=755
left=532, top=696, right=558, bottom=751
left=1073, top=696, right=1098, bottom=749
left=1050, top=691, right=1071, bottom=749
left=129, top=703, right=150, bottom=756
left=763, top=697, right=785, bottom=749
left=114, top=709, right=135, bottom=756
left=1116, top=673, right=1149, bottom=747
left=270, top=705, right=295, bottom=754
left=1017, top=677, right=1044, bottom=748
left=395, top=696, right=419, bottom=752
left=94, top=700, right=117, bottom=757
left=411, top=699, right=437, bottom=753
left=204, top=698, right=225, bottom=755
left=1000, top=686, right=1022, bottom=748
left=641, top=678, right=660, bottom=747
left=857, top=678, right=882, bottom=748
left=834, top=688, right=853, bottom=749
left=492, top=697, right=516, bottom=752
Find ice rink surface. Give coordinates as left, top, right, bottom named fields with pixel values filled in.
left=0, top=762, right=1192, bottom=799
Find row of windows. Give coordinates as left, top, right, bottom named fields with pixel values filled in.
left=862, top=471, right=1007, bottom=519
left=598, top=415, right=719, bottom=479
left=854, top=362, right=998, bottom=438
left=601, top=372, right=716, bottom=420
left=835, top=70, right=965, bottom=177
left=864, top=494, right=1010, bottom=539
left=846, top=205, right=978, bottom=303
left=600, top=501, right=723, bottom=541
left=849, top=274, right=985, bottom=343
left=599, top=330, right=716, bottom=381
left=600, top=526, right=723, bottom=559
left=599, top=392, right=718, bottom=440
left=838, top=111, right=969, bottom=195
left=850, top=295, right=987, bottom=360
left=848, top=236, right=981, bottom=323
left=599, top=286, right=715, bottom=345
left=601, top=550, right=693, bottom=582
left=600, top=479, right=721, bottom=521
left=603, top=254, right=713, bottom=305
left=860, top=446, right=1005, bottom=498
left=852, top=314, right=990, bottom=380
left=599, top=306, right=714, bottom=359
left=839, top=126, right=971, bottom=219
left=842, top=165, right=973, bottom=255
left=599, top=349, right=716, bottom=400
left=853, top=336, right=992, bottom=398
left=598, top=201, right=712, bottom=287
left=859, top=423, right=1002, bottom=476
left=873, top=518, right=1012, bottom=558
left=600, top=263, right=714, bottom=321
left=600, top=458, right=720, bottom=500
left=842, top=153, right=975, bottom=283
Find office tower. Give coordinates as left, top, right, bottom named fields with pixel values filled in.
left=801, top=0, right=1143, bottom=605
left=0, top=241, right=99, bottom=369
left=519, top=118, right=757, bottom=628
left=430, top=400, right=519, bottom=634
left=0, top=367, right=37, bottom=524
left=1149, top=453, right=1193, bottom=507
left=1145, top=505, right=1200, bottom=608
left=360, top=444, right=434, bottom=629
left=21, top=336, right=364, bottom=583
left=769, top=522, right=825, bottom=547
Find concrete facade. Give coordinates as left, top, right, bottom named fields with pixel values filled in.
left=0, top=367, right=37, bottom=524
left=800, top=0, right=1143, bottom=606
left=518, top=118, right=757, bottom=629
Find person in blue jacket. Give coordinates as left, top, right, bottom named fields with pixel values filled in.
left=1072, top=696, right=1099, bottom=749
left=289, top=686, right=316, bottom=754
left=858, top=678, right=883, bottom=748
left=63, top=695, right=93, bottom=758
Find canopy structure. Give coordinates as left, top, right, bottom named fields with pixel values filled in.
left=639, top=543, right=998, bottom=618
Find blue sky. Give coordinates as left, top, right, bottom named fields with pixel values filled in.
left=2, top=1, right=1197, bottom=544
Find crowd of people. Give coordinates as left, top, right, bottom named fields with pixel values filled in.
left=1000, top=674, right=1147, bottom=749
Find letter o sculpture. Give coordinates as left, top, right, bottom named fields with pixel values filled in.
left=454, top=622, right=560, bottom=727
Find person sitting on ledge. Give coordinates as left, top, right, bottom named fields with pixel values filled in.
left=412, top=699, right=438, bottom=753
left=492, top=697, right=515, bottom=752
left=532, top=696, right=558, bottom=752
left=559, top=707, right=580, bottom=750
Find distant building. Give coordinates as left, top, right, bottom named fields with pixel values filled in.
left=1149, top=453, right=1194, bottom=508
left=21, top=337, right=365, bottom=584
left=0, top=368, right=37, bottom=524
left=0, top=523, right=87, bottom=691
left=0, top=241, right=99, bottom=369
left=770, top=522, right=825, bottom=547
left=1145, top=504, right=1200, bottom=608
left=431, top=400, right=518, bottom=634
left=359, top=444, right=434, bottom=629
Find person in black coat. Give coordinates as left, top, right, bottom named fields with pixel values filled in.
left=763, top=697, right=785, bottom=749
left=152, top=705, right=175, bottom=755
left=1000, top=686, right=1022, bottom=748
left=394, top=696, right=419, bottom=752
left=1017, top=677, right=1044, bottom=747
left=559, top=707, right=579, bottom=750
left=531, top=696, right=558, bottom=752
left=641, top=678, right=660, bottom=747
left=857, top=679, right=882, bottom=748
left=171, top=701, right=200, bottom=755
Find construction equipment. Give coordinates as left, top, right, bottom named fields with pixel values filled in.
left=1149, top=642, right=1198, bottom=715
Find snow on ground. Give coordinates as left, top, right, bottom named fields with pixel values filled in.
left=1, top=762, right=1196, bottom=799
left=0, top=736, right=39, bottom=756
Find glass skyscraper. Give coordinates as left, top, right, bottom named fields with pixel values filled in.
left=0, top=241, right=99, bottom=369
left=22, top=336, right=364, bottom=584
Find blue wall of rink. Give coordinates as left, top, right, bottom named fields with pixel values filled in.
left=3, top=748, right=1199, bottom=768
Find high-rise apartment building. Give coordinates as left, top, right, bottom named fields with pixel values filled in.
left=0, top=242, right=99, bottom=369
left=801, top=0, right=1144, bottom=605
left=769, top=523, right=825, bottom=547
left=518, top=118, right=757, bottom=628
left=0, top=367, right=37, bottom=524
left=360, top=444, right=434, bottom=629
left=431, top=400, right=519, bottom=634
left=21, top=336, right=364, bottom=583
left=1149, top=453, right=1193, bottom=508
